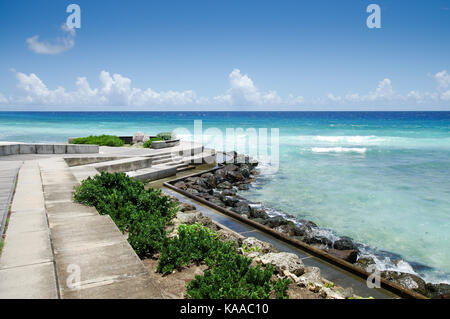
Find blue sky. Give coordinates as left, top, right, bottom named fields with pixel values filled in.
left=0, top=0, right=449, bottom=110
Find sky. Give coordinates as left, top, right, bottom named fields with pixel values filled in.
left=0, top=0, right=449, bottom=110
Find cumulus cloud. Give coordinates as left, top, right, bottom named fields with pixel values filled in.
left=26, top=24, right=76, bottom=55
left=2, top=69, right=450, bottom=107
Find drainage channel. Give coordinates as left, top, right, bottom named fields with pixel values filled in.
left=163, top=187, right=399, bottom=299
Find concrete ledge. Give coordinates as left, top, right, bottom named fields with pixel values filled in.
left=151, top=139, right=180, bottom=149
left=0, top=142, right=99, bottom=156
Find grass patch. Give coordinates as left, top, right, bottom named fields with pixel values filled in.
left=71, top=135, right=125, bottom=147
left=73, top=172, right=178, bottom=256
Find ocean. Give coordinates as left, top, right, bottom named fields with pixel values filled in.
left=1, top=111, right=449, bottom=283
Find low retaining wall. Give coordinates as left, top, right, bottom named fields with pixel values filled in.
left=151, top=139, right=180, bottom=149
left=0, top=143, right=99, bottom=156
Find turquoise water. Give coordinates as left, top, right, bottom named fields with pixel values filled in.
left=1, top=111, right=449, bottom=283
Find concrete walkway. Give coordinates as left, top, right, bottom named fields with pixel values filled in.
left=0, top=157, right=162, bottom=298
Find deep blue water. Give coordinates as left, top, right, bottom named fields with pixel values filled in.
left=1, top=111, right=449, bottom=283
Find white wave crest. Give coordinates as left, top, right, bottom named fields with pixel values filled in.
left=311, top=147, right=367, bottom=154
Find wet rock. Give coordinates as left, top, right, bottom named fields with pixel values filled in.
left=208, top=189, right=222, bottom=197
left=217, top=181, right=233, bottom=189
left=185, top=188, right=199, bottom=195
left=179, top=203, right=196, bottom=212
left=299, top=219, right=318, bottom=229
left=222, top=196, right=240, bottom=207
left=327, top=249, right=358, bottom=263
left=250, top=217, right=267, bottom=225
left=249, top=208, right=270, bottom=220
left=208, top=197, right=226, bottom=208
left=214, top=169, right=227, bottom=183
left=259, top=252, right=305, bottom=276
left=310, top=236, right=333, bottom=247
left=355, top=256, right=376, bottom=272
left=265, top=216, right=289, bottom=228
left=333, top=236, right=358, bottom=251
left=250, top=169, right=259, bottom=176
left=237, top=183, right=249, bottom=191
left=274, top=222, right=298, bottom=237
left=381, top=271, right=427, bottom=294
left=221, top=189, right=237, bottom=196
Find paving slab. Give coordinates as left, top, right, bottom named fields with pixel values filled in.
left=0, top=262, right=58, bottom=299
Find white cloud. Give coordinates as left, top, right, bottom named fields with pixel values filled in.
left=3, top=69, right=450, bottom=108
left=26, top=24, right=76, bottom=55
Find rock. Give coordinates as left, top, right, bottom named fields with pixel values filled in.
left=333, top=236, right=358, bottom=251
left=197, top=215, right=221, bottom=231
left=274, top=223, right=298, bottom=237
left=185, top=188, right=199, bottom=195
left=201, top=173, right=217, bottom=188
left=208, top=189, right=222, bottom=197
left=355, top=256, right=376, bottom=271
left=217, top=181, right=232, bottom=189
left=249, top=208, right=270, bottom=220
left=425, top=283, right=450, bottom=299
left=242, top=237, right=278, bottom=254
left=232, top=201, right=251, bottom=215
left=309, top=236, right=333, bottom=247
left=298, top=266, right=322, bottom=288
left=173, top=181, right=187, bottom=190
left=208, top=197, right=226, bottom=208
left=327, top=249, right=358, bottom=263
left=299, top=219, right=318, bottom=228
left=265, top=216, right=289, bottom=228
left=132, top=132, right=148, bottom=143
left=237, top=183, right=249, bottom=190
left=222, top=196, right=240, bottom=207
left=226, top=170, right=245, bottom=182
left=214, top=169, right=227, bottom=182
left=238, top=165, right=251, bottom=178
left=221, top=189, right=237, bottom=196
left=250, top=218, right=267, bottom=225
left=259, top=252, right=305, bottom=276
left=217, top=229, right=242, bottom=246
left=250, top=169, right=259, bottom=176
left=177, top=212, right=200, bottom=225
left=381, top=271, right=427, bottom=293
left=179, top=203, right=196, bottom=212
left=222, top=164, right=239, bottom=172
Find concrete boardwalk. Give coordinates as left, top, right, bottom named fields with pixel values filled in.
left=0, top=157, right=162, bottom=298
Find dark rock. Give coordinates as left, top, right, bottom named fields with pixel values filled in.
left=208, top=189, right=222, bottom=197
left=333, top=236, right=358, bottom=251
left=238, top=165, right=251, bottom=178
left=299, top=219, right=318, bottom=228
left=201, top=173, right=217, bottom=188
left=226, top=170, right=245, bottom=182
left=426, top=283, right=450, bottom=299
left=381, top=271, right=427, bottom=295
left=250, top=169, right=259, bottom=176
left=222, top=196, right=240, bottom=207
left=173, top=181, right=187, bottom=190
left=208, top=197, right=226, bottom=208
left=328, top=249, right=359, bottom=263
left=185, top=188, right=199, bottom=195
left=217, top=181, right=232, bottom=189
left=310, top=236, right=333, bottom=247
left=189, top=184, right=209, bottom=194
left=222, top=164, right=239, bottom=172
left=265, top=216, right=289, bottom=228
left=232, top=201, right=251, bottom=215
left=274, top=222, right=297, bottom=236
left=250, top=217, right=267, bottom=225
left=237, top=183, right=249, bottom=190
left=221, top=189, right=237, bottom=196
left=249, top=208, right=269, bottom=220
left=214, top=169, right=227, bottom=183
left=355, top=257, right=376, bottom=271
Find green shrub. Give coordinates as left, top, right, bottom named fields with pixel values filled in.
left=73, top=172, right=178, bottom=256
left=157, top=223, right=290, bottom=299
left=156, top=132, right=176, bottom=141
left=143, top=137, right=163, bottom=148
left=70, top=135, right=124, bottom=147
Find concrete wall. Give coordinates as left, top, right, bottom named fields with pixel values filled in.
left=0, top=143, right=99, bottom=156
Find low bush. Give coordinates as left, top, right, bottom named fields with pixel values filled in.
left=157, top=223, right=290, bottom=299
left=143, top=137, right=163, bottom=148
left=73, top=172, right=178, bottom=256
left=70, top=135, right=125, bottom=147
left=156, top=132, right=176, bottom=141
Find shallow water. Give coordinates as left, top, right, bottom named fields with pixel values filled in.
left=1, top=111, right=449, bottom=283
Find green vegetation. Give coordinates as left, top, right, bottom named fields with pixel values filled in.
left=73, top=172, right=178, bottom=256
left=158, top=223, right=291, bottom=299
left=71, top=135, right=124, bottom=147
left=156, top=132, right=176, bottom=141
left=143, top=137, right=163, bottom=148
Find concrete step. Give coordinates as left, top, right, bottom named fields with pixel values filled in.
left=126, top=165, right=177, bottom=182
left=90, top=156, right=152, bottom=173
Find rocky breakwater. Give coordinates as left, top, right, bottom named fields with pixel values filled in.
left=170, top=152, right=449, bottom=299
